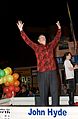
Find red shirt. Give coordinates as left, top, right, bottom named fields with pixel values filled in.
left=21, top=29, right=61, bottom=72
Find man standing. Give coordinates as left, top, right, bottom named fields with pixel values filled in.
left=17, top=20, right=61, bottom=106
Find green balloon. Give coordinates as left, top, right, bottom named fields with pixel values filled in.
left=0, top=69, right=5, bottom=78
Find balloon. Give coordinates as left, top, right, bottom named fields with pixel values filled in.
left=4, top=81, right=10, bottom=86
left=6, top=75, right=14, bottom=82
left=3, top=76, right=7, bottom=83
left=9, top=85, right=15, bottom=92
left=0, top=69, right=5, bottom=77
left=13, top=73, right=19, bottom=80
left=6, top=67, right=12, bottom=75
left=0, top=78, right=4, bottom=84
left=14, top=80, right=20, bottom=87
left=6, top=92, right=12, bottom=98
left=3, top=87, right=10, bottom=93
left=4, top=68, right=10, bottom=75
left=14, top=86, right=20, bottom=92
left=9, top=80, right=14, bottom=86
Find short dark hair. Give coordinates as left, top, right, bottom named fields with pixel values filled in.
left=63, top=52, right=72, bottom=62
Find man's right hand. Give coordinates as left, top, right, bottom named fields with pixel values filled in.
left=16, top=20, right=24, bottom=31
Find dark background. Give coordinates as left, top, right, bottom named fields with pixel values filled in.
left=0, top=0, right=78, bottom=68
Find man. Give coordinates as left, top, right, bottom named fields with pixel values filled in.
left=17, top=20, right=61, bottom=106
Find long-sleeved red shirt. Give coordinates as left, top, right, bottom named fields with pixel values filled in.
left=21, top=29, right=61, bottom=72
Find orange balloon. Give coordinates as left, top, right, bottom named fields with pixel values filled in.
left=13, top=73, right=19, bottom=80
left=14, top=80, right=20, bottom=87
left=5, top=81, right=10, bottom=86
left=9, top=80, right=14, bottom=86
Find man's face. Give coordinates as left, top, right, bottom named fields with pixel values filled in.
left=38, top=35, right=46, bottom=45
left=22, top=86, right=26, bottom=93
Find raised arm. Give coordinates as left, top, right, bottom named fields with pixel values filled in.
left=49, top=21, right=61, bottom=49
left=16, top=20, right=38, bottom=50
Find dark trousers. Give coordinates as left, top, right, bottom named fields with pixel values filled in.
left=66, top=79, right=75, bottom=105
left=37, top=70, right=59, bottom=106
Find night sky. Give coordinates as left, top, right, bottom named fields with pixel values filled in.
left=0, top=0, right=78, bottom=68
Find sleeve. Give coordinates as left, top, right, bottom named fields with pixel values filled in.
left=49, top=29, right=61, bottom=49
left=64, top=60, right=72, bottom=68
left=20, top=31, right=38, bottom=51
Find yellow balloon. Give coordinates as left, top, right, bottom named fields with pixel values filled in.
left=4, top=68, right=10, bottom=75
left=6, top=75, right=14, bottom=82
left=3, top=76, right=7, bottom=83
left=6, top=67, right=12, bottom=75
left=0, top=78, right=4, bottom=84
